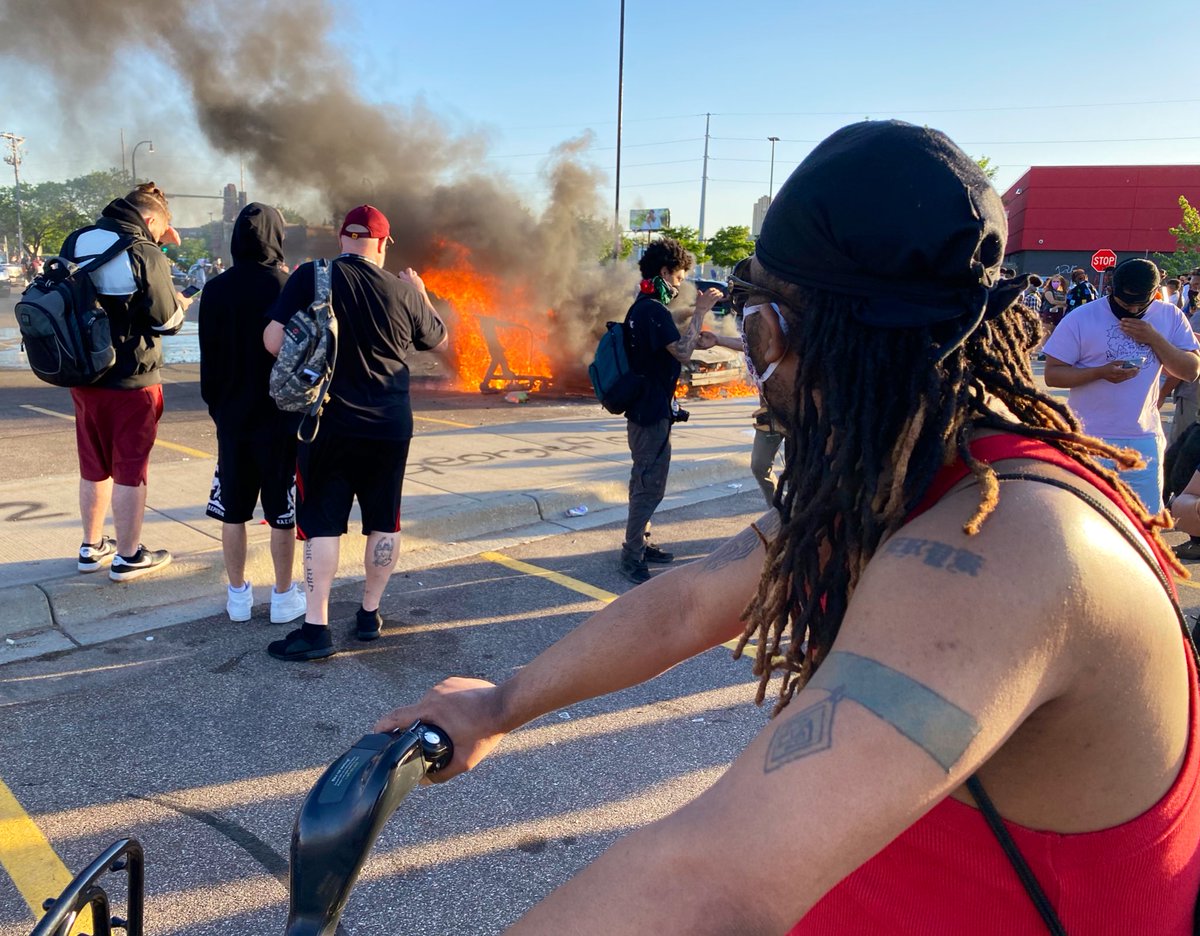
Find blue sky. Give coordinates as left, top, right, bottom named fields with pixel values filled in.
left=3, top=0, right=1197, bottom=232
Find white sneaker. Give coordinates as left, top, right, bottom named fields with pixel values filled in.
left=270, top=584, right=307, bottom=624
left=227, top=582, right=253, bottom=623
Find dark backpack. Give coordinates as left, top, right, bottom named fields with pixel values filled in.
left=588, top=320, right=644, bottom=415
left=14, top=236, right=132, bottom=387
left=269, top=259, right=337, bottom=443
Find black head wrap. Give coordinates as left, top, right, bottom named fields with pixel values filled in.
left=755, top=120, right=1029, bottom=356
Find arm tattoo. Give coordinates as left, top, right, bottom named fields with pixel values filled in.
left=701, top=510, right=780, bottom=572
left=668, top=312, right=705, bottom=359
left=764, top=651, right=981, bottom=774
left=372, top=538, right=395, bottom=568
left=883, top=537, right=984, bottom=577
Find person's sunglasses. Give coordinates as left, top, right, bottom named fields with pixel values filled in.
left=726, top=257, right=790, bottom=316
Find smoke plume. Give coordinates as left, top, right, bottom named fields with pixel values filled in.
left=0, top=0, right=638, bottom=381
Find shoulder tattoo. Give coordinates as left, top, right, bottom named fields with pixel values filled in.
left=764, top=651, right=981, bottom=774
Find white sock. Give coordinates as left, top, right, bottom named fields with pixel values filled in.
left=229, top=582, right=250, bottom=593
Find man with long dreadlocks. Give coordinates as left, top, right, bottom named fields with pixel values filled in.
left=377, top=121, right=1200, bottom=933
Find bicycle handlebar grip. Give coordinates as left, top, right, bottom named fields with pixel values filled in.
left=285, top=721, right=452, bottom=936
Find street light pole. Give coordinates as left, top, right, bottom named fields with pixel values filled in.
left=768, top=136, right=780, bottom=202
left=131, top=140, right=154, bottom=184
left=1, top=131, right=25, bottom=259
left=613, top=0, right=625, bottom=259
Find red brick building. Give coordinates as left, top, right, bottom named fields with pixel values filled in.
left=1001, top=165, right=1200, bottom=277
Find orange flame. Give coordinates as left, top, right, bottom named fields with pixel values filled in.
left=694, top=380, right=758, bottom=399
left=421, top=241, right=554, bottom=392
left=677, top=379, right=759, bottom=399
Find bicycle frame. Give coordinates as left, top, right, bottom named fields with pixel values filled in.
left=30, top=838, right=143, bottom=936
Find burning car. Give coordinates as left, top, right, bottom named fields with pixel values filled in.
left=680, top=344, right=752, bottom=397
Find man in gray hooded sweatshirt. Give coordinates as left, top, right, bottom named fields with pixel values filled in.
left=198, top=202, right=307, bottom=625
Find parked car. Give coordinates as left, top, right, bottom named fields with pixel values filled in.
left=691, top=278, right=732, bottom=316
left=1, top=261, right=26, bottom=296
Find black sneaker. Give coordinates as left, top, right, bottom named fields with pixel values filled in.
left=108, top=546, right=172, bottom=582
left=643, top=544, right=675, bottom=564
left=1175, top=539, right=1200, bottom=562
left=619, top=555, right=651, bottom=585
left=77, top=536, right=117, bottom=573
left=356, top=606, right=383, bottom=642
left=268, top=625, right=336, bottom=661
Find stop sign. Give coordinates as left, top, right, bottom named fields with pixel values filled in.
left=1091, top=249, right=1117, bottom=272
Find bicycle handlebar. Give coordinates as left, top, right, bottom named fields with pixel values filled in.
left=285, top=720, right=453, bottom=936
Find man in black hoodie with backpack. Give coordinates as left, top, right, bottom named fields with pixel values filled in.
left=199, top=203, right=307, bottom=625
left=60, top=183, right=188, bottom=581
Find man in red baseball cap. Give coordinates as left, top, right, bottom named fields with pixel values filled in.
left=339, top=204, right=395, bottom=247
left=263, top=204, right=448, bottom=661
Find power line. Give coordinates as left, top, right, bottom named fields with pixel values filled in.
left=708, top=98, right=1200, bottom=118
left=711, top=134, right=1200, bottom=146
left=491, top=137, right=704, bottom=159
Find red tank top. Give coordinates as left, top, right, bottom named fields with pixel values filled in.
left=789, top=434, right=1200, bottom=935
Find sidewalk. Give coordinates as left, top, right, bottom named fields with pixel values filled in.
left=0, top=397, right=763, bottom=664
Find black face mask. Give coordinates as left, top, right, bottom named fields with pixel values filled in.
left=1109, top=296, right=1148, bottom=320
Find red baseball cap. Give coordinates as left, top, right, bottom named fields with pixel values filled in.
left=340, top=204, right=393, bottom=243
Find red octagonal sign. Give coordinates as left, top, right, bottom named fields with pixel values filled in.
left=1091, top=249, right=1117, bottom=272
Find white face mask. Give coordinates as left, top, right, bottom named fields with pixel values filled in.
left=738, top=302, right=789, bottom=387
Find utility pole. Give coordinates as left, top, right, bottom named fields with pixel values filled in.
left=768, top=136, right=780, bottom=201
left=1, top=131, right=25, bottom=260
left=698, top=113, right=711, bottom=242
left=120, top=128, right=127, bottom=182
left=613, top=0, right=625, bottom=259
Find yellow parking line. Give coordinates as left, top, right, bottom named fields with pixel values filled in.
left=20, top=403, right=214, bottom=459
left=478, top=552, right=769, bottom=663
left=1177, top=577, right=1200, bottom=592
left=479, top=552, right=617, bottom=604
left=0, top=778, right=90, bottom=933
left=414, top=414, right=475, bottom=429
left=152, top=438, right=213, bottom=459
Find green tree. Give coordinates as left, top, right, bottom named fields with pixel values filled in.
left=278, top=205, right=309, bottom=225
left=706, top=225, right=755, bottom=269
left=975, top=155, right=998, bottom=181
left=657, top=225, right=707, bottom=263
left=0, top=168, right=126, bottom=256
left=165, top=237, right=210, bottom=267
left=1155, top=196, right=1200, bottom=275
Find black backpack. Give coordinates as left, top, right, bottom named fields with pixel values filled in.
left=15, top=236, right=132, bottom=387
left=588, top=320, right=644, bottom=415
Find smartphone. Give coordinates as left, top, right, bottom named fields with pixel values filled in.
left=181, top=284, right=201, bottom=298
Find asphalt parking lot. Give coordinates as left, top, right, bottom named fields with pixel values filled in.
left=0, top=492, right=772, bottom=936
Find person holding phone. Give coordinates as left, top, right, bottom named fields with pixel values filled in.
left=1044, top=258, right=1200, bottom=512
left=59, top=182, right=191, bottom=579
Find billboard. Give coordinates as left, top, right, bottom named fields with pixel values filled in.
left=630, top=208, right=670, bottom=232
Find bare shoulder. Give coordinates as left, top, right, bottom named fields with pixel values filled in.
left=853, top=463, right=1176, bottom=668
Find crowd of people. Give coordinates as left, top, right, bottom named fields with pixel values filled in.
left=58, top=189, right=446, bottom=661
left=48, top=119, right=1200, bottom=931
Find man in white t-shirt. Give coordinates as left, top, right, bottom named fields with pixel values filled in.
left=1044, top=258, right=1200, bottom=513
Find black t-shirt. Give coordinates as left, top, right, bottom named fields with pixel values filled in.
left=270, top=255, right=446, bottom=440
left=624, top=294, right=681, bottom=425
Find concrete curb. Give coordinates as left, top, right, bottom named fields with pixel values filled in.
left=0, top=453, right=753, bottom=666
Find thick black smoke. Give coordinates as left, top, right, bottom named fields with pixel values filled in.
left=0, top=0, right=637, bottom=376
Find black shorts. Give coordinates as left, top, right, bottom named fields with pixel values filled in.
left=295, top=434, right=411, bottom=539
left=206, top=424, right=298, bottom=528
